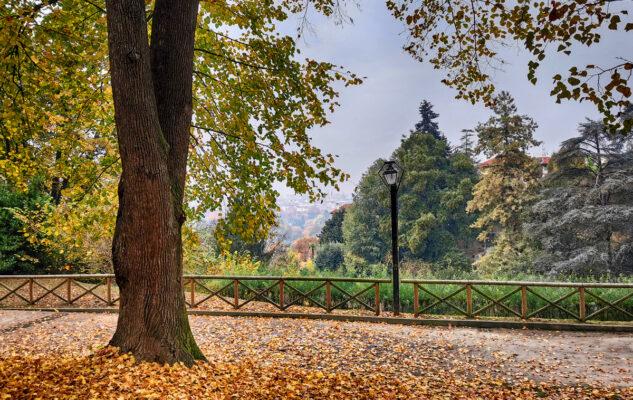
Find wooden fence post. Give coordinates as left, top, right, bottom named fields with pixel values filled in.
left=374, top=282, right=380, bottom=316
left=521, top=286, right=527, bottom=319
left=466, top=284, right=472, bottom=317
left=413, top=284, right=419, bottom=317
left=579, top=287, right=586, bottom=322
left=233, top=279, right=239, bottom=309
left=279, top=280, right=284, bottom=310
left=28, top=278, right=34, bottom=305
left=67, top=278, right=72, bottom=304
left=326, top=281, right=331, bottom=313
left=190, top=279, right=195, bottom=308
left=106, top=277, right=112, bottom=305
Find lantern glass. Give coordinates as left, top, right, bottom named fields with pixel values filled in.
left=378, top=160, right=404, bottom=189
left=383, top=169, right=397, bottom=185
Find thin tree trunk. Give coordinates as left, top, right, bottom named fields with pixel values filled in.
left=105, top=0, right=204, bottom=365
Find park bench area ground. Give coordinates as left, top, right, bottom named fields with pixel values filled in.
left=1, top=310, right=632, bottom=399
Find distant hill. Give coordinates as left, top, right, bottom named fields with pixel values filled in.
left=275, top=193, right=351, bottom=245
left=204, top=193, right=352, bottom=246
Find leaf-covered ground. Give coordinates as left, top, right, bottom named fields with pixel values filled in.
left=1, top=311, right=632, bottom=399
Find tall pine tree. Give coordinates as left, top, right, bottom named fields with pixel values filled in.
left=528, top=116, right=633, bottom=276
left=414, top=100, right=444, bottom=141
left=318, top=207, right=346, bottom=244
left=466, top=91, right=542, bottom=273
left=344, top=101, right=478, bottom=267
left=457, top=129, right=476, bottom=161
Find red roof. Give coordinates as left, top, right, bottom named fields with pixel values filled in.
left=330, top=203, right=351, bottom=214
left=479, top=158, right=500, bottom=168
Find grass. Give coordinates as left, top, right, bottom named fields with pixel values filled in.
left=187, top=266, right=633, bottom=322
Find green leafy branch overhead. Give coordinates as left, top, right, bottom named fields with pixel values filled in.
left=386, top=0, right=633, bottom=134
left=1, top=0, right=362, bottom=247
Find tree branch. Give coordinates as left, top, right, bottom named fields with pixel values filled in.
left=194, top=47, right=278, bottom=72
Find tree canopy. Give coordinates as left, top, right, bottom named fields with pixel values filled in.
left=467, top=92, right=541, bottom=240
left=1, top=0, right=363, bottom=365
left=528, top=114, right=633, bottom=275
left=0, top=0, right=361, bottom=250
left=344, top=101, right=478, bottom=266
left=318, top=207, right=346, bottom=244
left=466, top=91, right=542, bottom=272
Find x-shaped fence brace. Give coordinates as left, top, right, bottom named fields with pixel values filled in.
left=185, top=279, right=235, bottom=308
left=328, top=282, right=376, bottom=313
left=182, top=279, right=282, bottom=309
left=471, top=286, right=523, bottom=319
left=415, top=285, right=582, bottom=320
left=415, top=285, right=468, bottom=317
left=282, top=281, right=327, bottom=311
left=68, top=278, right=109, bottom=305
left=0, top=279, right=30, bottom=304
left=526, top=287, right=580, bottom=320
left=4, top=276, right=632, bottom=323
left=0, top=277, right=117, bottom=306
left=236, top=280, right=283, bottom=310
left=585, top=288, right=633, bottom=320
left=182, top=278, right=379, bottom=314
left=32, top=278, right=72, bottom=304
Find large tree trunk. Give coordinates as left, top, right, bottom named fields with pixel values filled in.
left=105, top=0, right=204, bottom=365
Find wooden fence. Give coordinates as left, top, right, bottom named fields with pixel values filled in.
left=1, top=275, right=632, bottom=324
left=0, top=275, right=388, bottom=316
left=403, top=279, right=633, bottom=323
left=183, top=275, right=387, bottom=315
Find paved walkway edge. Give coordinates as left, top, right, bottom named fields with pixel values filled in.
left=3, top=307, right=633, bottom=332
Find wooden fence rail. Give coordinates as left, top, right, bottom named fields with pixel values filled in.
left=402, top=279, right=633, bottom=323
left=1, top=275, right=633, bottom=324
left=0, top=275, right=388, bottom=316
left=0, top=275, right=118, bottom=306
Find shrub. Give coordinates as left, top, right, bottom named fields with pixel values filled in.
left=2, top=181, right=94, bottom=274
left=0, top=184, right=42, bottom=274
left=314, top=243, right=344, bottom=271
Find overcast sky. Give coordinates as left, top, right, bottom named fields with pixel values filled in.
left=274, top=2, right=631, bottom=196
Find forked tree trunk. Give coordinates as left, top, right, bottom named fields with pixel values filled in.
left=105, top=0, right=205, bottom=365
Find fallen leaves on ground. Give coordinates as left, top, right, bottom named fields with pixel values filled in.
left=2, top=347, right=631, bottom=400
left=0, top=312, right=632, bottom=399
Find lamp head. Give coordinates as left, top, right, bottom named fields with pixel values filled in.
left=378, top=160, right=405, bottom=190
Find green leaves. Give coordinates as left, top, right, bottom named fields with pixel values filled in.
left=386, top=0, right=632, bottom=134
left=187, top=1, right=362, bottom=247
left=344, top=102, right=478, bottom=264
left=2, top=1, right=362, bottom=253
left=0, top=1, right=118, bottom=268
left=568, top=77, right=581, bottom=86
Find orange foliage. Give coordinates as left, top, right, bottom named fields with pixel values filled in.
left=292, top=237, right=318, bottom=261
left=2, top=346, right=630, bottom=399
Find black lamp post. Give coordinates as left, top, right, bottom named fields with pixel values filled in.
left=379, top=160, right=404, bottom=316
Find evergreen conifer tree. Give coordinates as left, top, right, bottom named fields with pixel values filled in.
left=344, top=101, right=478, bottom=267
left=466, top=91, right=542, bottom=273
left=457, top=129, right=476, bottom=161
left=528, top=116, right=633, bottom=276
left=414, top=100, right=446, bottom=142
left=318, top=207, right=346, bottom=244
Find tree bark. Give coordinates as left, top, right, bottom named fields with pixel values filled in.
left=105, top=0, right=204, bottom=365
